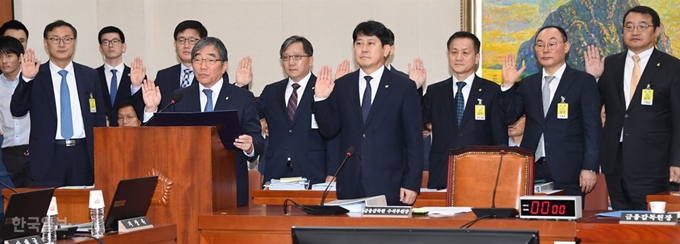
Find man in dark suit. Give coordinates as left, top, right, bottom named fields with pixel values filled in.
left=585, top=6, right=680, bottom=210
left=155, top=20, right=252, bottom=108
left=96, top=26, right=142, bottom=126
left=422, top=31, right=507, bottom=189
left=500, top=25, right=600, bottom=198
left=141, top=37, right=263, bottom=207
left=313, top=20, right=423, bottom=206
left=0, top=20, right=29, bottom=50
left=11, top=20, right=106, bottom=186
left=256, top=35, right=339, bottom=185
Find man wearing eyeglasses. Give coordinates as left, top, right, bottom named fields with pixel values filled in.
left=155, top=20, right=253, bottom=108
left=501, top=25, right=601, bottom=200
left=96, top=26, right=142, bottom=126
left=141, top=37, right=262, bottom=207
left=585, top=6, right=680, bottom=210
left=11, top=20, right=106, bottom=186
left=255, top=35, right=340, bottom=186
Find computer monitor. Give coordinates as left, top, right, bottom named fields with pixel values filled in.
left=291, top=227, right=539, bottom=244
left=103, top=176, right=158, bottom=231
left=0, top=188, right=55, bottom=241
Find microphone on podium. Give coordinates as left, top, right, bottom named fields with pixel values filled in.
left=290, top=147, right=355, bottom=215
left=471, top=144, right=519, bottom=218
left=142, top=91, right=184, bottom=126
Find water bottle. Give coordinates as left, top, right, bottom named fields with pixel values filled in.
left=41, top=197, right=59, bottom=243
left=89, top=190, right=106, bottom=238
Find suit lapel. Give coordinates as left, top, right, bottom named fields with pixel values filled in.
left=346, top=71, right=362, bottom=125
left=96, top=66, right=111, bottom=108
left=214, top=83, right=234, bottom=111
left=275, top=79, right=290, bottom=126
left=183, top=84, right=201, bottom=112
left=546, top=66, right=576, bottom=118
left=532, top=74, right=545, bottom=122
left=365, top=70, right=392, bottom=125
left=628, top=49, right=662, bottom=111
left=459, top=76, right=482, bottom=129
left=440, top=78, right=456, bottom=123
left=115, top=65, right=133, bottom=105
left=291, top=74, right=316, bottom=126
left=73, top=63, right=93, bottom=119
left=39, top=64, right=58, bottom=117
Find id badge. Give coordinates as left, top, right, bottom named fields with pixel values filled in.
left=88, top=93, right=97, bottom=113
left=557, top=96, right=568, bottom=119
left=475, top=99, right=485, bottom=120
left=641, top=84, right=653, bottom=106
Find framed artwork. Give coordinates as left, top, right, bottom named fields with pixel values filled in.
left=462, top=0, right=677, bottom=83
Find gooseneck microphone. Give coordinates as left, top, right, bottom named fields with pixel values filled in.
left=284, top=147, right=355, bottom=215
left=471, top=144, right=519, bottom=219
left=142, top=91, right=184, bottom=126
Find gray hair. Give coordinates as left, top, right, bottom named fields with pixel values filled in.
left=192, top=36, right=229, bottom=62
left=279, top=35, right=313, bottom=58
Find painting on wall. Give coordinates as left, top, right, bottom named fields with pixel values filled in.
left=464, top=0, right=678, bottom=83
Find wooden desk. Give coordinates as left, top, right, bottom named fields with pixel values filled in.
left=646, top=191, right=680, bottom=211
left=197, top=205, right=577, bottom=244
left=3, top=188, right=90, bottom=223
left=578, top=211, right=680, bottom=244
left=251, top=190, right=447, bottom=207
left=57, top=224, right=177, bottom=244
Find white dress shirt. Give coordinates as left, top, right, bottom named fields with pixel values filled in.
left=285, top=72, right=311, bottom=105
left=0, top=73, right=30, bottom=147
left=199, top=78, right=224, bottom=112
left=359, top=66, right=385, bottom=106
left=452, top=73, right=475, bottom=110
left=179, top=63, right=194, bottom=86
left=103, top=62, right=124, bottom=95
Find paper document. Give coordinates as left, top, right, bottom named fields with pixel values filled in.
left=325, top=195, right=387, bottom=213
left=58, top=185, right=95, bottom=189
left=413, top=207, right=472, bottom=217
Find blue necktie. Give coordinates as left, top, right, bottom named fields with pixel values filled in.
left=58, top=70, right=73, bottom=140
left=110, top=69, right=118, bottom=106
left=361, top=76, right=373, bottom=123
left=455, top=81, right=466, bottom=127
left=182, top=69, right=192, bottom=88
left=203, top=89, right=213, bottom=112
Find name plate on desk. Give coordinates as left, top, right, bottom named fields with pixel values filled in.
left=118, top=216, right=154, bottom=233
left=4, top=235, right=44, bottom=244
left=619, top=212, right=678, bottom=226
left=362, top=206, right=412, bottom=218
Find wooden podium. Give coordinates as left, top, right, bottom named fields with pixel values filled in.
left=94, top=126, right=238, bottom=244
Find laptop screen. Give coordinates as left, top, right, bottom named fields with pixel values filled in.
left=103, top=176, right=158, bottom=231
left=0, top=188, right=55, bottom=240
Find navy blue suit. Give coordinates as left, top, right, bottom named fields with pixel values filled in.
left=500, top=65, right=601, bottom=195
left=155, top=64, right=246, bottom=108
left=422, top=76, right=507, bottom=189
left=256, top=75, right=340, bottom=185
left=96, top=65, right=143, bottom=126
left=10, top=62, right=107, bottom=183
left=164, top=81, right=263, bottom=207
left=313, top=68, right=423, bottom=205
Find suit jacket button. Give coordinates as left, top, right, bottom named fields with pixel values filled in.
left=363, top=134, right=366, bottom=138
left=458, top=134, right=463, bottom=137
left=624, top=114, right=629, bottom=118
left=289, top=129, right=293, bottom=133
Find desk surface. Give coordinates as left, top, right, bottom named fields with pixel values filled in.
left=251, top=190, right=448, bottom=207
left=198, top=205, right=578, bottom=244
left=578, top=212, right=680, bottom=244
left=56, top=224, right=176, bottom=244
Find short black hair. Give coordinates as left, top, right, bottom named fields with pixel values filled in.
left=115, top=99, right=135, bottom=113
left=352, top=20, right=390, bottom=46
left=0, top=20, right=29, bottom=39
left=624, top=6, right=660, bottom=28
left=0, top=36, right=24, bottom=56
left=173, top=20, right=207, bottom=40
left=279, top=35, right=313, bottom=58
left=446, top=31, right=481, bottom=53
left=98, top=26, right=125, bottom=43
left=43, top=20, right=77, bottom=39
left=386, top=28, right=395, bottom=46
left=535, top=25, right=568, bottom=42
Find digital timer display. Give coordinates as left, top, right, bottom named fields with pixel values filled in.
left=519, top=196, right=582, bottom=220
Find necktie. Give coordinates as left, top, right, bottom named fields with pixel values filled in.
left=110, top=69, right=118, bottom=106
left=287, top=83, right=301, bottom=122
left=630, top=55, right=641, bottom=100
left=536, top=75, right=556, bottom=160
left=455, top=81, right=466, bottom=127
left=361, top=76, right=373, bottom=123
left=181, top=69, right=193, bottom=88
left=58, top=70, right=73, bottom=140
left=203, top=89, right=213, bottom=112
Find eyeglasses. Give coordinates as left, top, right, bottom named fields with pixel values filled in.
left=48, top=37, right=74, bottom=44
left=101, top=39, right=121, bottom=46
left=534, top=42, right=563, bottom=51
left=281, top=54, right=310, bottom=61
left=192, top=58, right=221, bottom=66
left=624, top=24, right=653, bottom=32
left=176, top=38, right=200, bottom=45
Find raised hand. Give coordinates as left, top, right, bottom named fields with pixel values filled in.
left=235, top=56, right=253, bottom=87
left=408, top=58, right=427, bottom=88
left=502, top=54, right=525, bottom=87
left=314, top=65, right=334, bottom=99
left=20, top=48, right=40, bottom=80
left=130, top=57, right=146, bottom=87
left=334, top=60, right=350, bottom=80
left=584, top=45, right=605, bottom=79
left=142, top=78, right=161, bottom=112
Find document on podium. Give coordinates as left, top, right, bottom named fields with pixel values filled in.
left=325, top=195, right=387, bottom=213
left=153, top=110, right=241, bottom=150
